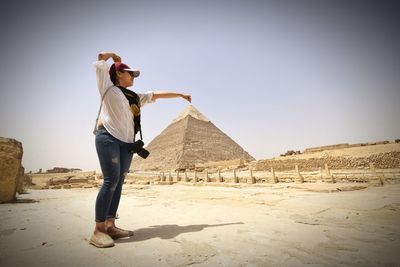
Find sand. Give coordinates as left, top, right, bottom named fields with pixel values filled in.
left=0, top=183, right=399, bottom=267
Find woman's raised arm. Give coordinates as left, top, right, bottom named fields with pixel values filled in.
left=98, top=52, right=121, bottom=62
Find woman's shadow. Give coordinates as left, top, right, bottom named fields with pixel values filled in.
left=115, top=222, right=244, bottom=243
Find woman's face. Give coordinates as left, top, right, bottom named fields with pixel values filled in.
left=117, top=71, right=134, bottom=87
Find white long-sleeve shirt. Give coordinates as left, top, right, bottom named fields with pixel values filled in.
left=94, top=60, right=154, bottom=143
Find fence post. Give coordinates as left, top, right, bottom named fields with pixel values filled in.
left=206, top=169, right=210, bottom=182
left=194, top=170, right=198, bottom=183
left=218, top=169, right=222, bottom=183
left=168, top=171, right=172, bottom=182
left=249, top=168, right=255, bottom=184
left=295, top=165, right=304, bottom=183
left=177, top=170, right=180, bottom=182
left=324, top=164, right=335, bottom=183
left=319, top=167, right=323, bottom=181
left=184, top=170, right=188, bottom=182
left=234, top=168, right=238, bottom=183
left=270, top=167, right=278, bottom=183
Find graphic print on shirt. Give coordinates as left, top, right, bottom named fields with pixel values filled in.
left=130, top=103, right=140, bottom=117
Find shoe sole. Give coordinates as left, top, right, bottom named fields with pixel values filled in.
left=88, top=237, right=115, bottom=248
left=109, top=232, right=133, bottom=239
left=108, top=229, right=134, bottom=239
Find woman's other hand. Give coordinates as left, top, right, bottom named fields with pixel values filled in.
left=112, top=54, right=121, bottom=62
left=98, top=51, right=121, bottom=62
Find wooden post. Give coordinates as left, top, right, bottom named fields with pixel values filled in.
left=184, top=171, right=188, bottom=182
left=218, top=169, right=222, bottom=183
left=206, top=169, right=209, bottom=182
left=271, top=167, right=278, bottom=183
left=168, top=171, right=172, bottom=182
left=295, top=165, right=304, bottom=183
left=234, top=169, right=238, bottom=183
left=249, top=168, right=255, bottom=184
left=177, top=170, right=180, bottom=182
left=194, top=170, right=197, bottom=183
left=324, top=164, right=335, bottom=183
left=161, top=172, right=165, bottom=182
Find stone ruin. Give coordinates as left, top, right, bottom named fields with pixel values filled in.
left=29, top=171, right=101, bottom=190
left=302, top=140, right=396, bottom=154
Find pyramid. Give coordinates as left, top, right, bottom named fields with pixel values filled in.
left=130, top=105, right=255, bottom=171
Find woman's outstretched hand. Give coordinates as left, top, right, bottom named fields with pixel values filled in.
left=151, top=92, right=192, bottom=102
left=181, top=94, right=192, bottom=103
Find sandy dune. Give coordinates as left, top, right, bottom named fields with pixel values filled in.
left=0, top=183, right=399, bottom=266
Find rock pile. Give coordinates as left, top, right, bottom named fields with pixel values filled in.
left=280, top=150, right=301, bottom=157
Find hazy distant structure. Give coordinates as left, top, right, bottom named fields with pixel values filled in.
left=130, top=105, right=255, bottom=171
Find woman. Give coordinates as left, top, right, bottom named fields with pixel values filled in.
left=90, top=52, right=191, bottom=248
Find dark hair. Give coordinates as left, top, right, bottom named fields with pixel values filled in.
left=110, top=70, right=123, bottom=85
left=111, top=75, right=117, bottom=85
left=109, top=63, right=119, bottom=85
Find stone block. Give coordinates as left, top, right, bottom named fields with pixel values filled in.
left=49, top=177, right=69, bottom=185
left=16, top=166, right=25, bottom=194
left=49, top=185, right=62, bottom=189
left=67, top=177, right=88, bottom=184
left=0, top=137, right=23, bottom=203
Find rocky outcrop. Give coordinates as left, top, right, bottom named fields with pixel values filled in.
left=0, top=137, right=24, bottom=203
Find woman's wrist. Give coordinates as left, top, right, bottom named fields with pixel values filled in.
left=111, top=53, right=121, bottom=62
left=98, top=52, right=117, bottom=61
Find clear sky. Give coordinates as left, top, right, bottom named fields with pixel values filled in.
left=0, top=0, right=399, bottom=172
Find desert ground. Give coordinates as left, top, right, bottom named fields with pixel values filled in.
left=0, top=183, right=399, bottom=267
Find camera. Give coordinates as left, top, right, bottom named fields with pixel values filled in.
left=129, top=140, right=150, bottom=159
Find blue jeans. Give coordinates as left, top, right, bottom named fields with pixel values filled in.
left=95, top=127, right=133, bottom=222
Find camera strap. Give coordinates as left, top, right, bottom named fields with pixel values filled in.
left=93, top=85, right=114, bottom=135
left=137, top=128, right=143, bottom=142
